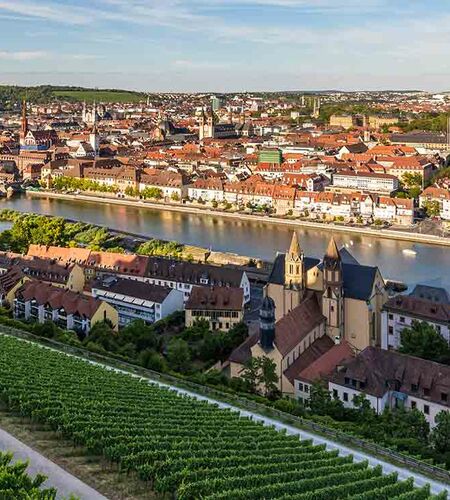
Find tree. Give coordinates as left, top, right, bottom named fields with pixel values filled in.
left=402, top=172, right=422, bottom=188
left=308, top=380, right=334, bottom=414
left=170, top=192, right=180, bottom=202
left=422, top=200, right=441, bottom=218
left=399, top=320, right=450, bottom=362
left=240, top=357, right=260, bottom=393
left=167, top=338, right=191, bottom=373
left=258, top=356, right=279, bottom=397
left=431, top=410, right=450, bottom=454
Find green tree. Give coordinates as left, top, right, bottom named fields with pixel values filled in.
left=258, top=356, right=279, bottom=397
left=431, top=410, right=450, bottom=454
left=308, top=380, right=333, bottom=414
left=422, top=200, right=441, bottom=217
left=167, top=338, right=191, bottom=373
left=241, top=357, right=260, bottom=393
left=399, top=320, right=449, bottom=362
left=402, top=172, right=422, bottom=188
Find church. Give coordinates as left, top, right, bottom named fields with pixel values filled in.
left=198, top=106, right=252, bottom=140
left=224, top=233, right=387, bottom=395
left=19, top=100, right=57, bottom=152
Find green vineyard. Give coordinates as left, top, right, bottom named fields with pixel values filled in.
left=0, top=335, right=444, bottom=499
left=0, top=450, right=57, bottom=499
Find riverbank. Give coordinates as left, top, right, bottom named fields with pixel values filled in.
left=27, top=189, right=450, bottom=248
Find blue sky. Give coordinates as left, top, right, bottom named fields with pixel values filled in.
left=0, top=0, right=449, bottom=92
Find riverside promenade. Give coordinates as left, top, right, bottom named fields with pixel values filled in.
left=27, top=189, right=450, bottom=248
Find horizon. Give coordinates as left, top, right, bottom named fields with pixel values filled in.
left=1, top=1, right=450, bottom=92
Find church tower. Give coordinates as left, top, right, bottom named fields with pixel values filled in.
left=322, top=236, right=344, bottom=342
left=259, top=296, right=276, bottom=350
left=285, top=231, right=306, bottom=291
left=199, top=108, right=206, bottom=141
left=20, top=99, right=28, bottom=146
left=89, top=124, right=99, bottom=157
left=206, top=105, right=215, bottom=138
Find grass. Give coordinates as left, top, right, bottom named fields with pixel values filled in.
left=53, top=90, right=146, bottom=103
left=0, top=407, right=157, bottom=499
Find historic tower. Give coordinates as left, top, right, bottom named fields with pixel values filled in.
left=259, top=296, right=276, bottom=350
left=285, top=231, right=306, bottom=291
left=282, top=231, right=307, bottom=315
left=20, top=99, right=28, bottom=146
left=322, top=236, right=344, bottom=342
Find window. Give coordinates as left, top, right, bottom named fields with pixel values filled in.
left=344, top=377, right=350, bottom=385
left=298, top=382, right=304, bottom=392
left=441, top=393, right=448, bottom=403
left=343, top=392, right=348, bottom=402
left=351, top=379, right=357, bottom=388
left=388, top=326, right=393, bottom=334
left=411, top=384, right=418, bottom=392
left=424, top=404, right=430, bottom=415
left=388, top=313, right=393, bottom=320
left=304, top=385, right=309, bottom=393
left=411, top=401, right=417, bottom=410
left=400, top=316, right=405, bottom=323
left=423, top=388, right=430, bottom=397
left=333, top=389, right=338, bottom=398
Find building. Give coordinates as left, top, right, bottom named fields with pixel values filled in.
left=13, top=280, right=118, bottom=334
left=329, top=347, right=450, bottom=427
left=198, top=107, right=238, bottom=140
left=331, top=171, right=399, bottom=195
left=390, top=131, right=449, bottom=152
left=143, top=257, right=251, bottom=304
left=329, top=114, right=355, bottom=130
left=265, top=233, right=387, bottom=351
left=381, top=294, right=450, bottom=350
left=91, top=275, right=183, bottom=326
left=225, top=293, right=327, bottom=394
left=185, top=285, right=244, bottom=331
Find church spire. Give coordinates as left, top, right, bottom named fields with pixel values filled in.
left=288, top=231, right=302, bottom=259
left=285, top=231, right=305, bottom=290
left=21, top=98, right=28, bottom=137
left=325, top=236, right=340, bottom=262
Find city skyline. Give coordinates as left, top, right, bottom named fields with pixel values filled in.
left=1, top=0, right=450, bottom=92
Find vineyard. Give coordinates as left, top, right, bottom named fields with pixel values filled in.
left=0, top=450, right=57, bottom=499
left=0, top=335, right=444, bottom=499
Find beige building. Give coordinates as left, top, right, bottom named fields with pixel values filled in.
left=265, top=232, right=387, bottom=350
left=185, top=286, right=244, bottom=331
left=224, top=233, right=387, bottom=395
left=329, top=114, right=355, bottom=130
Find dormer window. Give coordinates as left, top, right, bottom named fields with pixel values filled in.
left=411, top=384, right=418, bottom=392
left=423, top=388, right=430, bottom=397
left=441, top=393, right=447, bottom=403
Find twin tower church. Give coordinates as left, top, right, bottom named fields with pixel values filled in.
left=225, top=232, right=387, bottom=395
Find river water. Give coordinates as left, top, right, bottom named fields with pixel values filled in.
left=2, top=194, right=450, bottom=291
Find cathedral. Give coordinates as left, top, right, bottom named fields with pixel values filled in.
left=19, top=100, right=57, bottom=152
left=224, top=233, right=387, bottom=395
left=198, top=106, right=249, bottom=140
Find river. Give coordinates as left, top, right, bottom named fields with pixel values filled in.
left=2, top=194, right=450, bottom=291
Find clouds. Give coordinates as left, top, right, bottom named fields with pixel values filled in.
left=0, top=0, right=449, bottom=91
left=0, top=50, right=48, bottom=60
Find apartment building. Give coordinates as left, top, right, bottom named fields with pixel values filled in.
left=91, top=275, right=183, bottom=326
left=329, top=347, right=450, bottom=427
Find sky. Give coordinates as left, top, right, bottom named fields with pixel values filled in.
left=0, top=0, right=449, bottom=92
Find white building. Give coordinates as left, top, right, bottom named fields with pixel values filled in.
left=332, top=171, right=399, bottom=195
left=91, top=275, right=184, bottom=326
left=329, top=347, right=450, bottom=427
left=381, top=294, right=450, bottom=350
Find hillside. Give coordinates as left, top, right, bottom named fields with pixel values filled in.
left=0, top=85, right=146, bottom=107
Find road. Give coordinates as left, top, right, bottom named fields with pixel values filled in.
left=0, top=427, right=108, bottom=500
left=4, top=333, right=450, bottom=496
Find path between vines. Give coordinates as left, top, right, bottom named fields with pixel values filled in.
left=0, top=427, right=108, bottom=500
